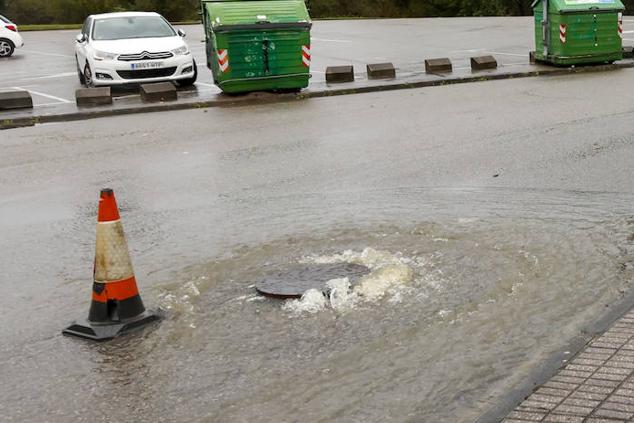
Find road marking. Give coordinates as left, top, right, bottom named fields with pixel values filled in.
left=311, top=70, right=325, bottom=74
left=622, top=30, right=634, bottom=34
left=312, top=37, right=352, bottom=43
left=485, top=51, right=527, bottom=58
left=13, top=86, right=72, bottom=104
left=28, top=72, right=77, bottom=80
left=0, top=84, right=37, bottom=89
left=195, top=82, right=216, bottom=87
left=454, top=61, right=527, bottom=71
left=37, top=101, right=69, bottom=107
left=114, top=94, right=140, bottom=100
left=20, top=49, right=74, bottom=58
left=450, top=49, right=485, bottom=53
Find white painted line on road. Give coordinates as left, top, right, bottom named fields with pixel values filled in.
left=28, top=72, right=77, bottom=80
left=0, top=84, right=38, bottom=89
left=37, top=101, right=69, bottom=107
left=195, top=82, right=216, bottom=87
left=312, top=37, right=352, bottom=43
left=485, top=51, right=527, bottom=58
left=13, top=87, right=72, bottom=104
left=114, top=94, right=140, bottom=100
left=311, top=70, right=325, bottom=74
left=450, top=49, right=486, bottom=54
left=622, top=30, right=634, bottom=34
left=454, top=62, right=528, bottom=71
left=20, top=49, right=74, bottom=58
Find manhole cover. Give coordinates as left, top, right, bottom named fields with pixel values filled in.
left=255, top=263, right=371, bottom=299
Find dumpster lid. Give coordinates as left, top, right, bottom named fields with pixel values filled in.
left=203, top=0, right=311, bottom=30
left=531, top=0, right=624, bottom=12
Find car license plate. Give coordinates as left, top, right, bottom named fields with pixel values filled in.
left=131, top=62, right=163, bottom=70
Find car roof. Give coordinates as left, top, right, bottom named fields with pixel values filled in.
left=89, top=11, right=162, bottom=20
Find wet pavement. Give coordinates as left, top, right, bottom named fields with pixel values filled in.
left=6, top=16, right=631, bottom=125
left=2, top=70, right=634, bottom=422
left=1, top=17, right=539, bottom=105
left=504, top=311, right=634, bottom=422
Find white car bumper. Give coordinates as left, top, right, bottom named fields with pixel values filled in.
left=91, top=54, right=195, bottom=86
left=8, top=32, right=23, bottom=48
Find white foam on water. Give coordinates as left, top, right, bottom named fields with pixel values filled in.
left=326, top=277, right=357, bottom=312
left=285, top=248, right=424, bottom=314
left=353, top=263, right=414, bottom=302
left=157, top=280, right=202, bottom=327
left=282, top=289, right=328, bottom=314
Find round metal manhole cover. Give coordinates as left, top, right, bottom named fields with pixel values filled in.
left=255, top=263, right=371, bottom=299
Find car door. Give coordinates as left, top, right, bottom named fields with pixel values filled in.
left=75, top=18, right=91, bottom=67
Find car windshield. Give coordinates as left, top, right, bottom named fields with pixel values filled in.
left=92, top=16, right=175, bottom=40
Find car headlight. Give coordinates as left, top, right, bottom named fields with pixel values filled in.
left=171, top=46, right=190, bottom=56
left=93, top=50, right=117, bottom=61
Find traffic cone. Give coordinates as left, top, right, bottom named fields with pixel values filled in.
left=63, top=189, right=161, bottom=341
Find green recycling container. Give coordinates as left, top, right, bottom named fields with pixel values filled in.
left=201, top=0, right=312, bottom=94
left=532, top=0, right=624, bottom=65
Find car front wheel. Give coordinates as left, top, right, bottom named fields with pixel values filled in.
left=83, top=63, right=93, bottom=87
left=0, top=39, right=15, bottom=58
left=77, top=57, right=86, bottom=85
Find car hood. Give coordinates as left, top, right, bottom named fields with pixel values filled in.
left=91, top=37, right=186, bottom=54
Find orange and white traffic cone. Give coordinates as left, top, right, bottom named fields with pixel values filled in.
left=63, top=189, right=161, bottom=341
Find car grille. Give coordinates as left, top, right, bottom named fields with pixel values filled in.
left=116, top=67, right=177, bottom=80
left=117, top=51, right=174, bottom=61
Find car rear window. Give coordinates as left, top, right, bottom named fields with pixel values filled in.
left=92, top=16, right=175, bottom=40
left=0, top=15, right=11, bottom=24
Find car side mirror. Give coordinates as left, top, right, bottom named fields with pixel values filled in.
left=76, top=33, right=86, bottom=43
left=177, top=29, right=186, bottom=37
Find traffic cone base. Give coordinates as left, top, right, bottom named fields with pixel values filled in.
left=62, top=311, right=161, bottom=342
left=63, top=189, right=162, bottom=342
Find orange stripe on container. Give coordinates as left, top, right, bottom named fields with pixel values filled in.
left=98, top=189, right=121, bottom=222
left=92, top=276, right=140, bottom=302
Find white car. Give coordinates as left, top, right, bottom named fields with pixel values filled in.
left=75, top=12, right=197, bottom=87
left=0, top=15, right=24, bottom=58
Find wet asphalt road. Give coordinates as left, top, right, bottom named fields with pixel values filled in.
left=2, top=71, right=634, bottom=421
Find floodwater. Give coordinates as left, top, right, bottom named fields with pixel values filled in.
left=3, top=187, right=633, bottom=423
left=4, top=73, right=634, bottom=422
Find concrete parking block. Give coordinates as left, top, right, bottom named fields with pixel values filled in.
left=425, top=58, right=452, bottom=74
left=471, top=55, right=498, bottom=71
left=366, top=63, right=396, bottom=79
left=623, top=46, right=634, bottom=59
left=140, top=82, right=177, bottom=103
left=0, top=90, right=33, bottom=110
left=325, top=66, right=354, bottom=83
left=75, top=88, right=112, bottom=107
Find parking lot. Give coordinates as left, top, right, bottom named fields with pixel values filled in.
left=0, top=17, right=542, bottom=108
left=4, top=16, right=634, bottom=122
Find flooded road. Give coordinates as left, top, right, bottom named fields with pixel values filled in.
left=2, top=72, right=634, bottom=422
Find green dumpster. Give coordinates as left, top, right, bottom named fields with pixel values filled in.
left=201, top=0, right=312, bottom=94
left=532, top=0, right=624, bottom=65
